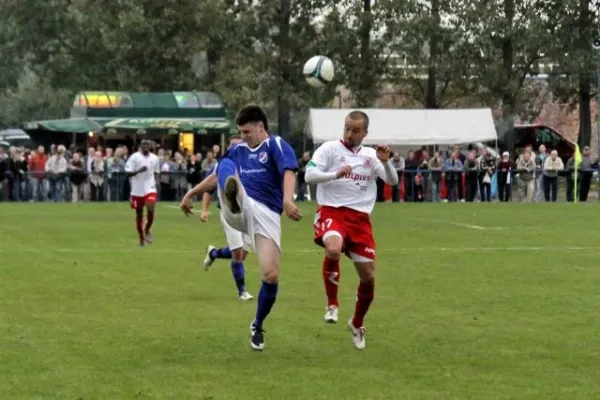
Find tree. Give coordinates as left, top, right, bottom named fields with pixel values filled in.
left=454, top=0, right=552, bottom=148
left=317, top=0, right=400, bottom=107
left=0, top=70, right=72, bottom=128
left=542, top=0, right=597, bottom=146
left=2, top=0, right=211, bottom=91
left=206, top=0, right=337, bottom=137
left=387, top=0, right=478, bottom=108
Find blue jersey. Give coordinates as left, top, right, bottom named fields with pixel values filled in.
left=207, top=164, right=221, bottom=209
left=223, top=135, right=298, bottom=214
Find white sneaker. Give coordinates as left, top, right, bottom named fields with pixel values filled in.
left=347, top=319, right=366, bottom=350
left=324, top=305, right=338, bottom=324
left=239, top=291, right=254, bottom=301
left=203, top=245, right=216, bottom=270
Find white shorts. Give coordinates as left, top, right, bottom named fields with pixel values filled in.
left=219, top=181, right=281, bottom=250
left=219, top=212, right=251, bottom=251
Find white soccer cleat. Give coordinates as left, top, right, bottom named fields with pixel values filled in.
left=224, top=176, right=242, bottom=214
left=324, top=305, right=339, bottom=324
left=347, top=319, right=366, bottom=350
left=203, top=245, right=216, bottom=271
left=239, top=291, right=254, bottom=301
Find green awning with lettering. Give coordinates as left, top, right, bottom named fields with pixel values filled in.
left=22, top=118, right=105, bottom=133
left=23, top=117, right=233, bottom=134
left=103, top=118, right=231, bottom=131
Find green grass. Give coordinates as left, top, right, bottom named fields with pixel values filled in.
left=1, top=202, right=600, bottom=400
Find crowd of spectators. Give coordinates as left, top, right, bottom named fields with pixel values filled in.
left=366, top=144, right=597, bottom=203
left=0, top=142, right=222, bottom=202
left=0, top=142, right=596, bottom=203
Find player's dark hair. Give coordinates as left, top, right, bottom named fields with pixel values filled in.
left=347, top=110, right=369, bottom=129
left=235, top=104, right=269, bottom=131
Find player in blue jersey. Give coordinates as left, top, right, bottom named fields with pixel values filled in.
left=181, top=104, right=301, bottom=351
left=199, top=136, right=253, bottom=301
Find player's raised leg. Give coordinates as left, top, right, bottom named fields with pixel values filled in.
left=249, top=234, right=280, bottom=351
left=144, top=194, right=157, bottom=243
left=216, top=158, right=242, bottom=214
left=322, top=233, right=343, bottom=324
left=348, top=255, right=375, bottom=351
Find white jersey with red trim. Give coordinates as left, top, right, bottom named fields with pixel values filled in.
left=308, top=140, right=388, bottom=214
left=125, top=152, right=160, bottom=197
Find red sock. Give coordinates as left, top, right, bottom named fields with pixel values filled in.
left=322, top=257, right=340, bottom=307
left=352, top=281, right=374, bottom=328
left=136, top=214, right=144, bottom=241
left=145, top=210, right=154, bottom=234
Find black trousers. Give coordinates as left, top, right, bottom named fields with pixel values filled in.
left=465, top=176, right=478, bottom=202
left=544, top=176, right=558, bottom=202
left=580, top=173, right=592, bottom=201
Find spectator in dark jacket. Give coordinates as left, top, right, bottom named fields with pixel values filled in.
left=8, top=149, right=28, bottom=201
left=479, top=150, right=496, bottom=202
left=496, top=152, right=513, bottom=202
left=69, top=153, right=87, bottom=202
left=187, top=154, right=204, bottom=193
left=404, top=151, right=419, bottom=202
left=296, top=152, right=311, bottom=201
left=0, top=150, right=7, bottom=201
left=579, top=146, right=595, bottom=201
left=463, top=151, right=479, bottom=202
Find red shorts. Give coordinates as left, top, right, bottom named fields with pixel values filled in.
left=313, top=206, right=376, bottom=261
left=130, top=192, right=157, bottom=209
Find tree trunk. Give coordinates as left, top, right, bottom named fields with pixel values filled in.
left=500, top=0, right=516, bottom=151
left=206, top=48, right=221, bottom=89
left=578, top=78, right=592, bottom=146
left=276, top=0, right=292, bottom=138
left=577, top=0, right=592, bottom=146
left=425, top=0, right=440, bottom=109
left=356, top=0, right=372, bottom=107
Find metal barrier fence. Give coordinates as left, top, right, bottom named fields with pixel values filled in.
left=378, top=168, right=598, bottom=203
left=0, top=169, right=597, bottom=203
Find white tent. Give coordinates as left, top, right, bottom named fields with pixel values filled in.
left=305, top=108, right=498, bottom=146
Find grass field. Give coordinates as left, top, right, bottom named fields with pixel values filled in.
left=1, top=202, right=600, bottom=400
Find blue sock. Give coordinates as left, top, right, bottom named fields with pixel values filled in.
left=210, top=246, right=232, bottom=260
left=217, top=158, right=236, bottom=189
left=254, top=281, right=278, bottom=329
left=231, top=261, right=246, bottom=294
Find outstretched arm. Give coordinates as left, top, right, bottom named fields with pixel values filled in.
left=184, top=173, right=217, bottom=200
left=375, top=160, right=399, bottom=185
left=201, top=191, right=212, bottom=212
left=180, top=173, right=217, bottom=217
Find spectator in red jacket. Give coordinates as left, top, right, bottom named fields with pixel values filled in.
left=28, top=145, right=48, bottom=202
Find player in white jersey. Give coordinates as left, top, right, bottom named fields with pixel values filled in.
left=125, top=140, right=160, bottom=247
left=305, top=110, right=399, bottom=350
left=180, top=105, right=300, bottom=351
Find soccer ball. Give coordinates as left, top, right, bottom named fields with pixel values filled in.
left=303, top=56, right=335, bottom=87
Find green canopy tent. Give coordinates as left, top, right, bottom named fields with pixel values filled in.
left=23, top=91, right=234, bottom=151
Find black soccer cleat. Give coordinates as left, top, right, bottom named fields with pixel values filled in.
left=249, top=321, right=265, bottom=351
